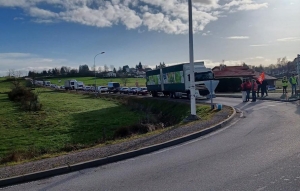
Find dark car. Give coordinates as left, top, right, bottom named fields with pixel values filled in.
left=108, top=82, right=120, bottom=93
left=267, top=85, right=276, bottom=91
left=136, top=87, right=148, bottom=95
left=119, top=87, right=129, bottom=94
left=128, top=87, right=138, bottom=94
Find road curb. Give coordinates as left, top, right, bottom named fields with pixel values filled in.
left=0, top=106, right=237, bottom=188
left=216, top=95, right=298, bottom=102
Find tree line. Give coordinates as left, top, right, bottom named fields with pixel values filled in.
left=243, top=56, right=299, bottom=77
left=26, top=62, right=152, bottom=78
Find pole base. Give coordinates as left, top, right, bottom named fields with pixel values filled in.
left=184, top=114, right=200, bottom=122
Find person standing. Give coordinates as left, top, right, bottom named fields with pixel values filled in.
left=282, top=76, right=288, bottom=94
left=256, top=79, right=261, bottom=97
left=241, top=79, right=247, bottom=102
left=244, top=79, right=252, bottom=102
left=241, top=80, right=246, bottom=102
left=251, top=79, right=258, bottom=102
left=261, top=79, right=268, bottom=97
left=289, top=74, right=298, bottom=96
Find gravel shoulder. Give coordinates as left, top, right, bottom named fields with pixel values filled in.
left=0, top=105, right=234, bottom=180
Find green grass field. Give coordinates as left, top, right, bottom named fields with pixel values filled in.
left=0, top=78, right=146, bottom=164
left=39, top=77, right=146, bottom=87
left=0, top=77, right=217, bottom=165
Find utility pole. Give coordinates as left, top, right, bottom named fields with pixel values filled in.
left=187, top=0, right=199, bottom=120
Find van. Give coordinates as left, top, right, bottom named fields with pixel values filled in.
left=44, top=81, right=51, bottom=86
left=107, top=82, right=120, bottom=93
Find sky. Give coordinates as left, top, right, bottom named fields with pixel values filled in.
left=0, top=0, right=299, bottom=76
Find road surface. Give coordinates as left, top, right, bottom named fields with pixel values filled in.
left=3, top=98, right=300, bottom=191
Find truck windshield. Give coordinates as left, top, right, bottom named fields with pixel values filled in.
left=194, top=72, right=214, bottom=82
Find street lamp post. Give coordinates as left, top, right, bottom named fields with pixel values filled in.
left=297, top=54, right=300, bottom=96
left=94, top=52, right=105, bottom=91
left=187, top=0, right=199, bottom=120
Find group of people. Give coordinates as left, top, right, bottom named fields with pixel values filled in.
left=241, top=74, right=298, bottom=102
left=241, top=79, right=266, bottom=102
left=282, top=74, right=298, bottom=96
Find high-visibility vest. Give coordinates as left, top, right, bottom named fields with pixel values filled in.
left=290, top=77, right=297, bottom=84
left=282, top=80, right=288, bottom=87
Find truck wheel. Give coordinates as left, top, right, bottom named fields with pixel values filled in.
left=152, top=91, right=158, bottom=97
left=169, top=92, right=174, bottom=99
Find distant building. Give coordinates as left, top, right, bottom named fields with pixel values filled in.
left=123, top=65, right=130, bottom=73
left=104, top=71, right=116, bottom=78
left=213, top=65, right=277, bottom=84
left=129, top=68, right=136, bottom=73
left=136, top=70, right=146, bottom=78
left=213, top=65, right=255, bottom=79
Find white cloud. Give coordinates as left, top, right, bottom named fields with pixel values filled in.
left=224, top=0, right=268, bottom=11
left=277, top=37, right=300, bottom=42
left=13, top=17, right=24, bottom=20
left=0, top=0, right=268, bottom=34
left=0, top=53, right=76, bottom=77
left=227, top=36, right=249, bottom=39
left=250, top=44, right=268, bottom=47
left=29, top=7, right=58, bottom=18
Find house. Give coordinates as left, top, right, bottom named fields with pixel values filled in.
left=123, top=65, right=130, bottom=73
left=213, top=65, right=256, bottom=79
left=212, top=65, right=277, bottom=92
left=104, top=71, right=116, bottom=78
left=129, top=68, right=136, bottom=73
left=136, top=70, right=146, bottom=78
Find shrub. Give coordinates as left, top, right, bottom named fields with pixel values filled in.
left=7, top=86, right=42, bottom=111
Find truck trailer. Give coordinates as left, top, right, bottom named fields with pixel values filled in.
left=64, top=79, right=77, bottom=90
left=146, top=62, right=214, bottom=98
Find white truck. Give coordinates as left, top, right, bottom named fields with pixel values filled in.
left=44, top=81, right=51, bottom=86
left=64, top=79, right=77, bottom=90
left=76, top=81, right=84, bottom=90
left=64, top=80, right=85, bottom=90
left=146, top=61, right=214, bottom=98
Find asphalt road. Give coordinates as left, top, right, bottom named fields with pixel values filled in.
left=2, top=98, right=300, bottom=191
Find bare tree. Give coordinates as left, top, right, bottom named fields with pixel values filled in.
left=7, top=69, right=15, bottom=78
left=110, top=65, right=115, bottom=71
left=104, top=64, right=109, bottom=72
left=91, top=66, right=96, bottom=72
left=121, top=73, right=129, bottom=86
left=98, top=66, right=102, bottom=73
left=7, top=69, right=23, bottom=87
left=65, top=67, right=71, bottom=74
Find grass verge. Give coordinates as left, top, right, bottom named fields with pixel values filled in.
left=0, top=77, right=220, bottom=165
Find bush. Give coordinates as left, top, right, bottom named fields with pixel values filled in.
left=112, top=97, right=189, bottom=139
left=7, top=86, right=42, bottom=111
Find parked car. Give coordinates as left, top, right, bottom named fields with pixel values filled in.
left=128, top=87, right=138, bottom=94
left=267, top=85, right=276, bottom=91
left=108, top=82, right=120, bottom=93
left=119, top=87, right=129, bottom=94
left=90, top=86, right=95, bottom=92
left=97, top=86, right=108, bottom=93
left=136, top=87, right=148, bottom=95
left=60, top=86, right=65, bottom=89
left=44, top=81, right=51, bottom=86
left=84, top=86, right=92, bottom=91
left=50, top=84, right=57, bottom=89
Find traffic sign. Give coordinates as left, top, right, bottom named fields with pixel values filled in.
left=204, top=80, right=219, bottom=94
left=204, top=80, right=219, bottom=109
